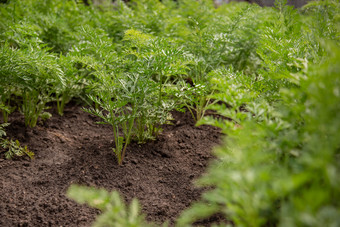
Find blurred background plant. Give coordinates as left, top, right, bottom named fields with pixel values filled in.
left=178, top=1, right=340, bottom=226
left=67, top=184, right=161, bottom=227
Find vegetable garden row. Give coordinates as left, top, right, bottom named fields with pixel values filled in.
left=0, top=0, right=339, bottom=226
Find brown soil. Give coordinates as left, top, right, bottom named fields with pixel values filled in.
left=0, top=103, right=222, bottom=227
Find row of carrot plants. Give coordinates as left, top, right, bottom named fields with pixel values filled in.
left=1, top=0, right=340, bottom=226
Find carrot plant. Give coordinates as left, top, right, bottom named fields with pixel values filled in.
left=196, top=67, right=260, bottom=132
left=67, top=185, right=159, bottom=227
left=172, top=2, right=266, bottom=122
left=122, top=30, right=189, bottom=137
left=180, top=42, right=340, bottom=227
left=0, top=123, right=34, bottom=159
left=0, top=0, right=333, bottom=226
left=178, top=1, right=340, bottom=226
left=0, top=102, right=11, bottom=123
left=54, top=26, right=117, bottom=116
left=83, top=28, right=189, bottom=164
left=0, top=42, right=63, bottom=127
left=0, top=14, right=68, bottom=126
left=0, top=51, right=16, bottom=123
left=85, top=71, right=158, bottom=165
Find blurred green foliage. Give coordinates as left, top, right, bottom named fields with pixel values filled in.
left=179, top=1, right=340, bottom=226
left=0, top=0, right=339, bottom=226
left=67, top=184, right=159, bottom=227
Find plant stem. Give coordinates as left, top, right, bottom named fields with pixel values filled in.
left=119, top=111, right=135, bottom=165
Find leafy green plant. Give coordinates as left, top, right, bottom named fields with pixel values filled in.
left=9, top=43, right=62, bottom=127
left=67, top=185, right=158, bottom=227
left=85, top=71, right=157, bottom=165
left=0, top=122, right=9, bottom=138
left=0, top=19, right=64, bottom=127
left=171, top=2, right=268, bottom=122
left=72, top=27, right=144, bottom=164
left=175, top=80, right=215, bottom=122
left=0, top=96, right=13, bottom=123
left=0, top=1, right=339, bottom=226
left=83, top=28, right=190, bottom=164
left=54, top=26, right=115, bottom=116
left=178, top=1, right=340, bottom=225
left=122, top=30, right=188, bottom=136
left=196, top=67, right=260, bottom=132
left=0, top=43, right=21, bottom=123
left=1, top=138, right=34, bottom=160
left=0, top=123, right=34, bottom=159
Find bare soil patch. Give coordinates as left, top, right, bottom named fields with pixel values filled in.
left=0, top=103, right=221, bottom=226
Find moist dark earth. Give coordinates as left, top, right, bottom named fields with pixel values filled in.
left=0, top=103, right=222, bottom=227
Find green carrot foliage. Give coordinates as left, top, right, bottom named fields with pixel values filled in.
left=0, top=0, right=339, bottom=225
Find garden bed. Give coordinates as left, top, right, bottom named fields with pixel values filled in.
left=0, top=103, right=221, bottom=226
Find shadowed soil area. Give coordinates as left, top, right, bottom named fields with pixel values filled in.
left=0, top=103, right=221, bottom=226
